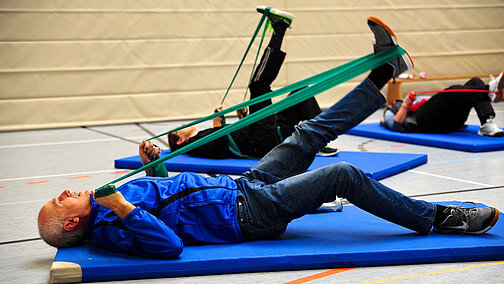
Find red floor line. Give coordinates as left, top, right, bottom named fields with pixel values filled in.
left=283, top=267, right=356, bottom=284
left=0, top=186, right=5, bottom=189
left=27, top=180, right=49, bottom=185
left=390, top=144, right=406, bottom=147
left=69, top=175, right=91, bottom=179
left=110, top=170, right=131, bottom=174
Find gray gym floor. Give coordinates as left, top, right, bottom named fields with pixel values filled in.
left=1, top=103, right=503, bottom=283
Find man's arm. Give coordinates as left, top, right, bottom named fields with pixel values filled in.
left=93, top=190, right=183, bottom=258
left=394, top=94, right=414, bottom=124
left=94, top=190, right=135, bottom=219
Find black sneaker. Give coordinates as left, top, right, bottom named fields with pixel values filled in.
left=434, top=202, right=500, bottom=235
left=256, top=6, right=294, bottom=31
left=317, top=146, right=339, bottom=157
left=367, top=16, right=414, bottom=78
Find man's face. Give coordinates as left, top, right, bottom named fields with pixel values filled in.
left=39, top=189, right=93, bottom=222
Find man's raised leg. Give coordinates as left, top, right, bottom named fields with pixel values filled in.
left=244, top=16, right=414, bottom=182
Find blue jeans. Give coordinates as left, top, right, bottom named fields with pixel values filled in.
left=235, top=79, right=436, bottom=241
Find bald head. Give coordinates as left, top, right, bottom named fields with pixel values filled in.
left=38, top=189, right=93, bottom=248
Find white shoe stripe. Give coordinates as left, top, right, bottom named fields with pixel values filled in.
left=254, top=46, right=272, bottom=82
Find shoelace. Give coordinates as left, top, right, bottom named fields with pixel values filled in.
left=443, top=201, right=478, bottom=235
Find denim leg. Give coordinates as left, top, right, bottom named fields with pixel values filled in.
left=244, top=78, right=386, bottom=183
left=236, top=162, right=435, bottom=240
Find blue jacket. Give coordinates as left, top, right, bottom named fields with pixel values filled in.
left=86, top=172, right=243, bottom=258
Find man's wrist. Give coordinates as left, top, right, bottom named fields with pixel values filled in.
left=112, top=201, right=136, bottom=219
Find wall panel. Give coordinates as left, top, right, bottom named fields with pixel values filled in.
left=0, top=0, right=503, bottom=131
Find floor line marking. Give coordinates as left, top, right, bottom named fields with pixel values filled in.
left=0, top=237, right=42, bottom=246
left=26, top=180, right=49, bottom=185
left=0, top=135, right=146, bottom=149
left=0, top=199, right=49, bottom=206
left=68, top=175, right=91, bottom=179
left=283, top=267, right=356, bottom=284
left=429, top=157, right=481, bottom=164
left=355, top=261, right=504, bottom=284
left=0, top=169, right=129, bottom=182
left=110, top=170, right=132, bottom=174
left=390, top=144, right=405, bottom=148
left=410, top=170, right=493, bottom=187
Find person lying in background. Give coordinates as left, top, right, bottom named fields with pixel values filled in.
left=168, top=7, right=337, bottom=159
left=382, top=72, right=504, bottom=137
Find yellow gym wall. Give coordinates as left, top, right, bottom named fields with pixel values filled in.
left=1, top=0, right=503, bottom=131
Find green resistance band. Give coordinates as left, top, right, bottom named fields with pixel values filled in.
left=95, top=9, right=271, bottom=198
left=220, top=7, right=271, bottom=105
left=95, top=45, right=406, bottom=196
left=241, top=13, right=269, bottom=102
left=147, top=48, right=387, bottom=142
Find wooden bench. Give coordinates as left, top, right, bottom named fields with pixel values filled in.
left=386, top=73, right=498, bottom=105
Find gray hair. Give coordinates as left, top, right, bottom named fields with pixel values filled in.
left=38, top=215, right=86, bottom=248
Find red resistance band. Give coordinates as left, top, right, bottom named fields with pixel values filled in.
left=406, top=88, right=503, bottom=112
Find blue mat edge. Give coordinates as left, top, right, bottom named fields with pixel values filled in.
left=114, top=151, right=428, bottom=181
left=346, top=123, right=504, bottom=152
left=81, top=247, right=504, bottom=282
left=369, top=154, right=427, bottom=180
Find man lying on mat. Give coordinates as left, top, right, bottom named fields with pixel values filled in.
left=382, top=72, right=504, bottom=137
left=168, top=7, right=338, bottom=159
left=38, top=12, right=499, bottom=259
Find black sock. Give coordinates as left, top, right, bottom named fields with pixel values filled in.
left=433, top=205, right=449, bottom=225
left=268, top=23, right=287, bottom=49
left=367, top=64, right=394, bottom=90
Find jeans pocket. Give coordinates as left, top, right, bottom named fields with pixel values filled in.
left=236, top=195, right=252, bottom=223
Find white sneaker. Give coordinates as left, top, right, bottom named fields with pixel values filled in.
left=256, top=6, right=294, bottom=31
left=317, top=197, right=343, bottom=212
left=488, top=72, right=504, bottom=102
left=478, top=118, right=504, bottom=137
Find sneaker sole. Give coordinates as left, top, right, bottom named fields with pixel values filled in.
left=316, top=150, right=340, bottom=157
left=368, top=16, right=398, bottom=44
left=478, top=130, right=504, bottom=137
left=493, top=92, right=503, bottom=103
left=498, top=72, right=504, bottom=91
left=256, top=6, right=295, bottom=21
left=469, top=208, right=500, bottom=235
left=368, top=16, right=415, bottom=72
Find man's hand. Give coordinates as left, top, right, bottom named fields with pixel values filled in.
left=213, top=105, right=224, bottom=127
left=94, top=191, right=135, bottom=219
left=139, top=140, right=160, bottom=165
left=236, top=107, right=248, bottom=120
left=139, top=140, right=161, bottom=176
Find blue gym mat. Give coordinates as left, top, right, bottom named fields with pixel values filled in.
left=114, top=150, right=427, bottom=180
left=346, top=123, right=504, bottom=152
left=51, top=201, right=504, bottom=283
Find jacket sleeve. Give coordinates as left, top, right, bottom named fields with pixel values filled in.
left=383, top=109, right=403, bottom=131
left=93, top=207, right=183, bottom=259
